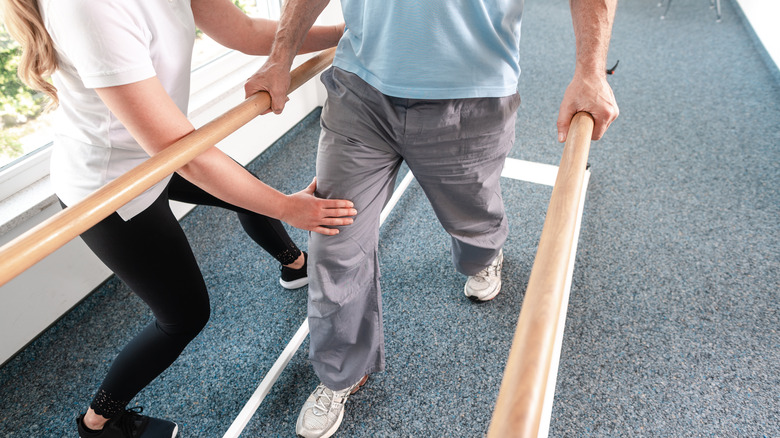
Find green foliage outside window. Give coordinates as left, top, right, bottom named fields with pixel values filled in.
left=1, top=24, right=46, bottom=158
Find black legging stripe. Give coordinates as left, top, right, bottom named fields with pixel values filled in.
left=68, top=173, right=301, bottom=417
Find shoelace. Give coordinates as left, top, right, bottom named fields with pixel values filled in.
left=312, top=384, right=335, bottom=415
left=115, top=406, right=145, bottom=436
left=475, top=259, right=500, bottom=281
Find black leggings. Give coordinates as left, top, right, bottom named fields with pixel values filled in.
left=70, top=173, right=301, bottom=418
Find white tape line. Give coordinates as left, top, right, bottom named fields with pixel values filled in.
left=380, top=170, right=415, bottom=226
left=501, top=158, right=559, bottom=187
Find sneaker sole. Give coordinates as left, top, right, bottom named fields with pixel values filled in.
left=351, top=375, right=369, bottom=394
left=280, top=277, right=309, bottom=289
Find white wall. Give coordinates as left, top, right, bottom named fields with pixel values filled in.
left=736, top=0, right=780, bottom=70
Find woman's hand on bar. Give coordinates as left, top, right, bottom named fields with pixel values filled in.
left=283, top=178, right=356, bottom=235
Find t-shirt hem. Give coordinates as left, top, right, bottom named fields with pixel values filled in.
left=332, top=60, right=518, bottom=100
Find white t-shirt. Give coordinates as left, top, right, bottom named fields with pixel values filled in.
left=41, top=0, right=196, bottom=220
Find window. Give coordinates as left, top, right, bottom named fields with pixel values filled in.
left=0, top=24, right=54, bottom=171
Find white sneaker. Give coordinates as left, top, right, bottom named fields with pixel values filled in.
left=464, top=249, right=503, bottom=301
left=295, top=376, right=367, bottom=438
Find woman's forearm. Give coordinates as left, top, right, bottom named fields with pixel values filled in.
left=299, top=23, right=344, bottom=53
left=179, top=148, right=290, bottom=219
left=180, top=149, right=355, bottom=235
left=193, top=0, right=341, bottom=56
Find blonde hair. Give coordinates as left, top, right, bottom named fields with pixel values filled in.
left=2, top=0, right=58, bottom=106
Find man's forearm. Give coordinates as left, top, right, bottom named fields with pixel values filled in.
left=270, top=0, right=332, bottom=69
left=570, top=0, right=617, bottom=75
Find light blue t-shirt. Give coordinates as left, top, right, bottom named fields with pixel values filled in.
left=333, top=0, right=524, bottom=99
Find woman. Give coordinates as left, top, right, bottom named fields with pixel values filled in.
left=2, top=0, right=354, bottom=436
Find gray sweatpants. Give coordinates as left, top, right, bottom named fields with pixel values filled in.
left=308, top=67, right=521, bottom=390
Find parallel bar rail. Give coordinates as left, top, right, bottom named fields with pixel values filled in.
left=488, top=112, right=595, bottom=438
left=0, top=48, right=336, bottom=288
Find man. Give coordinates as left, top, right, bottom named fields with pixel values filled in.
left=245, top=1, right=618, bottom=436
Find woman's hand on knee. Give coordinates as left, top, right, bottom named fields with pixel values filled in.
left=283, top=178, right=357, bottom=235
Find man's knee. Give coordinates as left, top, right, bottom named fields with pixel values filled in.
left=310, top=229, right=374, bottom=270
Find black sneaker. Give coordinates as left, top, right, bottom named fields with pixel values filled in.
left=77, top=407, right=178, bottom=438
left=280, top=251, right=309, bottom=289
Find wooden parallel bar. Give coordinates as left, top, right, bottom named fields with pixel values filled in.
left=487, top=112, right=595, bottom=438
left=0, top=48, right=336, bottom=288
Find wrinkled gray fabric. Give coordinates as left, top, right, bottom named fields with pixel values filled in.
left=307, top=67, right=520, bottom=390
